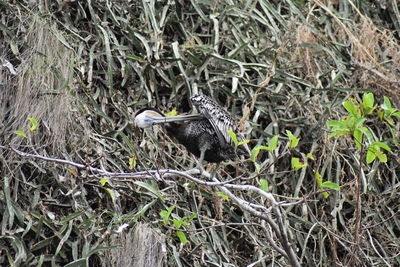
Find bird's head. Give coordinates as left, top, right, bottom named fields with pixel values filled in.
left=134, top=108, right=165, bottom=128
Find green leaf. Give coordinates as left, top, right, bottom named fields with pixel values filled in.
left=160, top=211, right=169, bottom=224
left=320, top=181, right=340, bottom=191
left=238, top=140, right=251, bottom=146
left=251, top=145, right=261, bottom=162
left=176, top=231, right=187, bottom=244
left=315, top=171, right=322, bottom=186
left=173, top=219, right=185, bottom=229
left=259, top=179, right=269, bottom=192
left=392, top=111, right=400, bottom=118
left=28, top=117, right=39, bottom=131
left=347, top=116, right=359, bottom=130
left=15, top=130, right=28, bottom=138
left=126, top=54, right=146, bottom=62
left=374, top=149, right=387, bottom=163
left=228, top=130, right=238, bottom=146
left=354, top=117, right=366, bottom=128
left=381, top=96, right=392, bottom=110
left=306, top=153, right=315, bottom=160
left=268, top=135, right=279, bottom=151
left=128, top=156, right=136, bottom=169
left=343, top=99, right=357, bottom=115
left=328, top=129, right=350, bottom=138
left=362, top=92, right=374, bottom=108
left=250, top=137, right=279, bottom=162
left=160, top=206, right=174, bottom=224
left=358, top=127, right=373, bottom=141
left=216, top=191, right=229, bottom=201
left=366, top=150, right=376, bottom=164
left=386, top=118, right=395, bottom=126
left=286, top=130, right=300, bottom=148
left=99, top=178, right=108, bottom=186
left=373, top=141, right=391, bottom=152
left=188, top=213, right=197, bottom=223
left=103, top=188, right=116, bottom=202
left=326, top=120, right=346, bottom=129
left=353, top=129, right=363, bottom=149
left=291, top=157, right=307, bottom=170
left=377, top=110, right=384, bottom=120
left=165, top=109, right=178, bottom=117
left=322, top=191, right=330, bottom=198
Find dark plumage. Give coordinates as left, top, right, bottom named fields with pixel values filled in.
left=134, top=95, right=250, bottom=164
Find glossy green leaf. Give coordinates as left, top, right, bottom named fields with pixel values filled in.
left=373, top=141, right=391, bottom=152
left=326, top=120, right=346, bottom=129
left=354, top=117, right=366, bottom=128
left=128, top=156, right=136, bottom=169
left=188, top=213, right=197, bottom=223
left=366, top=150, right=376, bottom=164
left=374, top=149, right=387, bottom=163
left=328, top=129, right=350, bottom=139
left=259, top=179, right=269, bottom=192
left=251, top=145, right=261, bottom=162
left=268, top=135, right=279, bottom=151
left=176, top=231, right=187, bottom=244
left=126, top=54, right=146, bottom=62
left=103, top=188, right=116, bottom=202
left=315, top=171, right=322, bottom=186
left=291, top=157, right=307, bottom=170
left=228, top=130, right=238, bottom=146
left=173, top=219, right=185, bottom=229
left=216, top=191, right=229, bottom=201
left=320, top=181, right=340, bottom=191
left=392, top=111, right=400, bottom=118
left=165, top=109, right=178, bottom=117
left=306, top=153, right=315, bottom=160
left=362, top=92, right=374, bottom=108
left=343, top=99, right=356, bottom=115
left=28, top=117, right=39, bottom=131
left=99, top=178, right=108, bottom=186
left=359, top=127, right=373, bottom=141
left=160, top=206, right=175, bottom=224
left=286, top=130, right=300, bottom=148
left=353, top=129, right=363, bottom=149
left=381, top=96, right=392, bottom=110
left=15, top=130, right=28, bottom=138
left=238, top=140, right=251, bottom=146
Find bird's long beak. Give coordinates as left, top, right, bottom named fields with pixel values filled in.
left=135, top=112, right=204, bottom=128
left=149, top=114, right=205, bottom=124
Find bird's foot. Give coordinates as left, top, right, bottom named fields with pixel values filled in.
left=195, top=164, right=213, bottom=178
left=196, top=165, right=205, bottom=175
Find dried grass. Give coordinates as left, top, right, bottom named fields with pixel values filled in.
left=2, top=14, right=75, bottom=154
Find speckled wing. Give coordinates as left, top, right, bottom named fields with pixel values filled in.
left=191, top=95, right=250, bottom=154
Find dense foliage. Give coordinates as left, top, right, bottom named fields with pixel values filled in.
left=1, top=0, right=399, bottom=266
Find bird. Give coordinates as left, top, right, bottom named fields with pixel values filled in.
left=134, top=95, right=250, bottom=167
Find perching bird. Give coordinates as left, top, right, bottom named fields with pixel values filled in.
left=134, top=95, right=250, bottom=165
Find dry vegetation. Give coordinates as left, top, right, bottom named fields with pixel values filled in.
left=1, top=0, right=399, bottom=266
